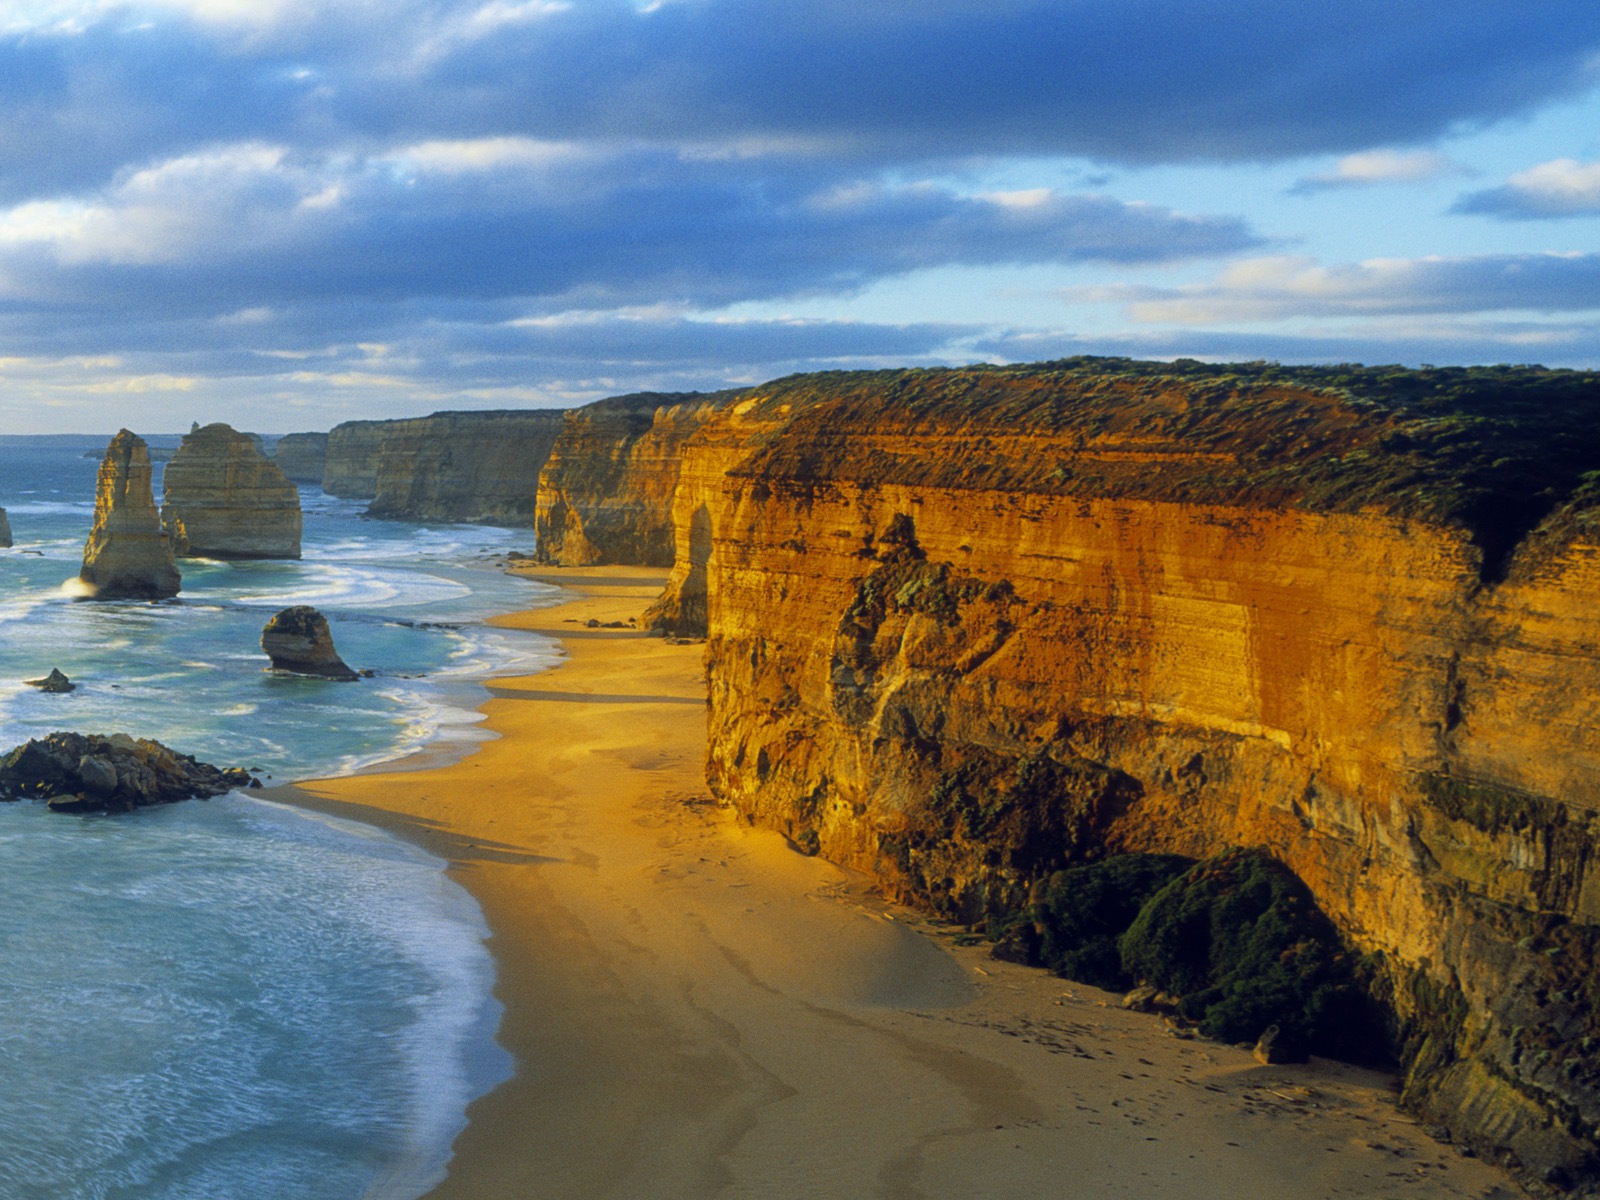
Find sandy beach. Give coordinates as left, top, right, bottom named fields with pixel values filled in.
left=280, top=565, right=1524, bottom=1200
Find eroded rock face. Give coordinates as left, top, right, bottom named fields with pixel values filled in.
left=162, top=422, right=302, bottom=559
left=0, top=731, right=256, bottom=812
left=79, top=430, right=181, bottom=600
left=272, top=432, right=328, bottom=484
left=261, top=605, right=358, bottom=680
left=366, top=410, right=565, bottom=525
left=323, top=420, right=391, bottom=498
left=655, top=361, right=1600, bottom=1188
left=534, top=393, right=724, bottom=565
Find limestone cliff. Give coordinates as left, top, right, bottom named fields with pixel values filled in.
left=322, top=420, right=389, bottom=498
left=366, top=410, right=564, bottom=525
left=272, top=432, right=328, bottom=484
left=654, top=360, right=1600, bottom=1188
left=162, top=423, right=302, bottom=559
left=79, top=429, right=181, bottom=599
left=534, top=392, right=728, bottom=565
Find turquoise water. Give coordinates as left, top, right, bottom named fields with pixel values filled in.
left=0, top=437, right=551, bottom=1199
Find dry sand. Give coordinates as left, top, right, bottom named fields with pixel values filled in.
left=281, top=565, right=1525, bottom=1200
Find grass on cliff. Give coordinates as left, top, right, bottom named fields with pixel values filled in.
left=1034, top=847, right=1385, bottom=1059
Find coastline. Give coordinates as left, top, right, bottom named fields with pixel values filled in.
left=276, top=565, right=1526, bottom=1200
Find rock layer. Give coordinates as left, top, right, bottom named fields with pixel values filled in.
left=261, top=605, right=358, bottom=680
left=79, top=430, right=181, bottom=600
left=162, top=423, right=302, bottom=559
left=651, top=361, right=1600, bottom=1188
left=322, top=420, right=390, bottom=498
left=367, top=410, right=565, bottom=525
left=535, top=392, right=726, bottom=565
left=272, top=432, right=328, bottom=484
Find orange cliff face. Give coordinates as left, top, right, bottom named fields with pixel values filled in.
left=650, top=363, right=1600, bottom=1185
left=534, top=392, right=732, bottom=566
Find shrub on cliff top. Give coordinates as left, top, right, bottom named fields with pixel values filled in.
left=1032, top=853, right=1194, bottom=990
left=1119, top=847, right=1379, bottom=1058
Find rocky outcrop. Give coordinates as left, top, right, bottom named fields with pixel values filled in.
left=79, top=430, right=181, bottom=600
left=0, top=508, right=11, bottom=548
left=161, top=423, right=302, bottom=559
left=25, top=669, right=75, bottom=693
left=261, top=606, right=358, bottom=680
left=534, top=392, right=726, bottom=565
left=322, top=420, right=391, bottom=498
left=272, top=432, right=328, bottom=484
left=0, top=731, right=256, bottom=812
left=651, top=360, right=1600, bottom=1189
left=367, top=410, right=565, bottom=525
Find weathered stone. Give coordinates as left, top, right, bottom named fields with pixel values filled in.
left=79, top=430, right=181, bottom=600
left=534, top=393, right=724, bottom=565
left=0, top=507, right=11, bottom=548
left=25, top=669, right=75, bottom=693
left=0, top=731, right=255, bottom=812
left=1253, top=1025, right=1308, bottom=1065
left=272, top=432, right=328, bottom=484
left=322, top=420, right=390, bottom=498
left=261, top=605, right=359, bottom=680
left=162, top=422, right=302, bottom=559
left=367, top=410, right=565, bottom=525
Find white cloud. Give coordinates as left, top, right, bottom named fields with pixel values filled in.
left=1455, top=157, right=1600, bottom=218
left=1066, top=252, right=1600, bottom=324
left=1290, top=149, right=1460, bottom=193
left=384, top=137, right=580, bottom=174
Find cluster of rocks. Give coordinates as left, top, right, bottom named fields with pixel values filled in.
left=77, top=424, right=304, bottom=600
left=0, top=732, right=258, bottom=814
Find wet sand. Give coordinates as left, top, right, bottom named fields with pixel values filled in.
left=280, top=565, right=1524, bottom=1200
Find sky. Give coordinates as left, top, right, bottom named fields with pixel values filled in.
left=0, top=1, right=1598, bottom=432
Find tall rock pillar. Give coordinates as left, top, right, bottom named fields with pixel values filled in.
left=79, top=430, right=181, bottom=599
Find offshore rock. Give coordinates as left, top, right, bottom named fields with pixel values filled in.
left=535, top=393, right=727, bottom=565
left=261, top=605, right=358, bottom=680
left=272, top=432, right=328, bottom=484
left=367, top=410, right=565, bottom=525
left=0, top=507, right=10, bottom=548
left=79, top=430, right=181, bottom=600
left=162, top=422, right=302, bottom=559
left=25, top=669, right=75, bottom=694
left=0, top=731, right=256, bottom=813
left=659, top=360, right=1600, bottom=1189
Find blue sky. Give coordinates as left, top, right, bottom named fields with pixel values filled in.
left=1, top=0, right=1598, bottom=432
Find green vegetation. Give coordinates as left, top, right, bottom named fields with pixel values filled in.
left=1119, top=848, right=1380, bottom=1057
left=1031, top=846, right=1384, bottom=1059
left=1032, top=853, right=1194, bottom=989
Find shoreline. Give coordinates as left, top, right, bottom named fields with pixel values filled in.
left=277, top=565, right=1526, bottom=1200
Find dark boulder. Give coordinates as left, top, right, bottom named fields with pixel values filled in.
left=0, top=732, right=257, bottom=813
left=260, top=605, right=359, bottom=680
left=25, top=669, right=75, bottom=693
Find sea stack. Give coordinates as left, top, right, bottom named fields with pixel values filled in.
left=162, top=423, right=302, bottom=559
left=0, top=508, right=11, bottom=548
left=79, top=430, right=181, bottom=600
left=261, top=606, right=359, bottom=680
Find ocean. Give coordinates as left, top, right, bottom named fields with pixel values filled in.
left=0, top=436, right=554, bottom=1199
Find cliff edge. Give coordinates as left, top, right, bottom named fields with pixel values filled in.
left=649, top=359, right=1600, bottom=1190
left=365, top=410, right=565, bottom=525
